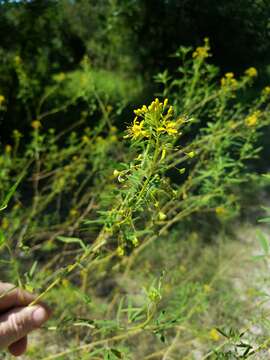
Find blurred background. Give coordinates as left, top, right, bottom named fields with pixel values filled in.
left=1, top=0, right=270, bottom=138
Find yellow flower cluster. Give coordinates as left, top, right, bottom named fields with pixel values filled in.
left=157, top=121, right=177, bottom=135
left=220, top=72, right=238, bottom=90
left=245, top=67, right=258, bottom=78
left=245, top=110, right=261, bottom=127
left=127, top=98, right=179, bottom=140
left=127, top=118, right=148, bottom=139
left=192, top=38, right=210, bottom=59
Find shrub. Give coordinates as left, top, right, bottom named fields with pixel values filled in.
left=0, top=40, right=270, bottom=358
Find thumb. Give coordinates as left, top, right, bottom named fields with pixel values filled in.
left=0, top=306, right=49, bottom=349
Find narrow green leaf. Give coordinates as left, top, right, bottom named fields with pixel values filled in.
left=56, top=236, right=87, bottom=250
left=0, top=173, right=25, bottom=211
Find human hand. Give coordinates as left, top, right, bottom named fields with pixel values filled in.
left=0, top=282, right=50, bottom=356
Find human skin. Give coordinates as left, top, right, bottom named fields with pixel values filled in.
left=0, top=282, right=50, bottom=356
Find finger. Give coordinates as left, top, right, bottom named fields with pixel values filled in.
left=8, top=336, right=27, bottom=357
left=0, top=282, right=36, bottom=311
left=0, top=305, right=49, bottom=349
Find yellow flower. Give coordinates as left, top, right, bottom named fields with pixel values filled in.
left=14, top=55, right=21, bottom=65
left=157, top=121, right=178, bottom=136
left=167, top=105, right=174, bottom=116
left=215, top=206, right=226, bottom=216
left=0, top=95, right=5, bottom=105
left=263, top=86, right=270, bottom=96
left=82, top=135, right=90, bottom=143
left=158, top=211, right=167, bottom=220
left=111, top=126, right=117, bottom=133
left=209, top=328, right=220, bottom=341
left=5, top=144, right=12, bottom=154
left=134, top=105, right=147, bottom=116
left=179, top=168, right=186, bottom=174
left=113, top=169, right=120, bottom=178
left=106, top=105, right=113, bottom=113
left=192, top=38, right=210, bottom=59
left=117, top=246, right=124, bottom=257
left=245, top=67, right=258, bottom=78
left=69, top=209, right=78, bottom=217
left=187, top=151, right=195, bottom=158
left=163, top=98, right=169, bottom=109
left=221, top=72, right=238, bottom=89
left=166, top=121, right=178, bottom=135
left=245, top=110, right=261, bottom=127
left=125, top=118, right=147, bottom=139
left=110, top=135, right=117, bottom=142
left=31, top=120, right=42, bottom=130
left=131, top=237, right=139, bottom=247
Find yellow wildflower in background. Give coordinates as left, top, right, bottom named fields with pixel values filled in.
left=14, top=55, right=21, bottom=65
left=245, top=110, right=261, bottom=127
left=192, top=38, right=210, bottom=59
left=131, top=236, right=139, bottom=247
left=215, top=206, right=226, bottom=216
left=82, top=135, right=90, bottom=143
left=245, top=67, right=258, bottom=78
left=31, top=120, right=42, bottom=130
left=209, top=328, right=220, bottom=341
left=113, top=169, right=120, bottom=178
left=221, top=72, right=238, bottom=89
left=158, top=211, right=167, bottom=220
left=0, top=95, right=5, bottom=105
left=117, top=246, right=124, bottom=257
left=263, top=86, right=270, bottom=96
left=5, top=144, right=12, bottom=154
left=106, top=105, right=113, bottom=114
left=69, top=209, right=79, bottom=217
left=187, top=151, right=195, bottom=158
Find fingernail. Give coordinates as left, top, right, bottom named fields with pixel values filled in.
left=32, top=306, right=48, bottom=326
